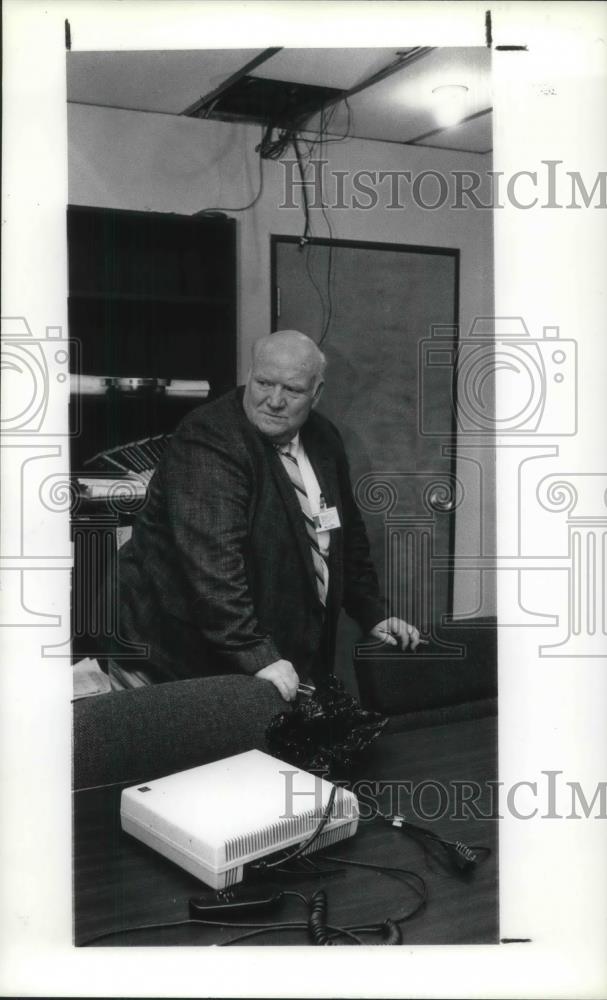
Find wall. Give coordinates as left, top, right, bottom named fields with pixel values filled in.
left=68, top=103, right=496, bottom=617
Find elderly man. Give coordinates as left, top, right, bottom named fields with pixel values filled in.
left=110, top=330, right=419, bottom=700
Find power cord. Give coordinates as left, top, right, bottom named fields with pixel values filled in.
left=195, top=127, right=265, bottom=214
left=76, top=883, right=405, bottom=948
left=382, top=813, right=492, bottom=875
left=75, top=841, right=466, bottom=947
left=250, top=784, right=337, bottom=871
left=292, top=136, right=311, bottom=244
left=77, top=794, right=490, bottom=946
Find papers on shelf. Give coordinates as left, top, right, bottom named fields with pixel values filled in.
left=73, top=658, right=112, bottom=700
left=69, top=374, right=210, bottom=397
left=165, top=379, right=210, bottom=397
left=76, top=474, right=148, bottom=499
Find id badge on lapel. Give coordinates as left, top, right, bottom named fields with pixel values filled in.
left=313, top=494, right=341, bottom=531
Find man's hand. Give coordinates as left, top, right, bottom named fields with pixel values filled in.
left=370, top=617, right=421, bottom=651
left=255, top=659, right=300, bottom=702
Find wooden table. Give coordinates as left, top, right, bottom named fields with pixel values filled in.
left=73, top=714, right=498, bottom=946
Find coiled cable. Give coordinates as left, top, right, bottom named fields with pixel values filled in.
left=308, top=890, right=333, bottom=945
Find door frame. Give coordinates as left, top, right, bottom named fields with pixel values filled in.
left=270, top=233, right=460, bottom=619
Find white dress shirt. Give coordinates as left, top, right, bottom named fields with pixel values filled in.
left=287, top=433, right=330, bottom=560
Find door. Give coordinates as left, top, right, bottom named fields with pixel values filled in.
left=272, top=237, right=459, bottom=685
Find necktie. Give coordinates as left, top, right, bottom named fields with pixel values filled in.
left=277, top=444, right=328, bottom=606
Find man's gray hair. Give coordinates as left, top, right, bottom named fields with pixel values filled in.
left=251, top=331, right=327, bottom=385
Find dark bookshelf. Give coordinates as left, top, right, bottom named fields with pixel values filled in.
left=67, top=206, right=238, bottom=662
left=67, top=205, right=237, bottom=466
left=67, top=204, right=236, bottom=387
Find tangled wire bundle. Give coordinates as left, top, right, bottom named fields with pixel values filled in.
left=265, top=675, right=388, bottom=777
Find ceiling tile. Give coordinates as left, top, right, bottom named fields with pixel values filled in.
left=67, top=47, right=492, bottom=150
left=248, top=48, right=410, bottom=91
left=67, top=49, right=267, bottom=114
left=312, top=47, right=491, bottom=146
left=419, top=112, right=492, bottom=153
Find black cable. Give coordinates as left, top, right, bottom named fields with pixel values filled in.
left=317, top=239, right=333, bottom=347
left=77, top=890, right=310, bottom=946
left=220, top=923, right=307, bottom=946
left=78, top=891, right=367, bottom=948
left=264, top=98, right=348, bottom=352
left=300, top=97, right=353, bottom=152
left=321, top=854, right=428, bottom=927
left=282, top=889, right=308, bottom=906
left=77, top=918, right=223, bottom=946
left=220, top=920, right=363, bottom=947
left=79, top=807, right=491, bottom=948
left=78, top=914, right=314, bottom=948
left=308, top=889, right=332, bottom=945
left=293, top=135, right=311, bottom=243
left=315, top=103, right=335, bottom=348
left=276, top=852, right=425, bottom=942
left=304, top=890, right=367, bottom=946
left=219, top=889, right=369, bottom=947
left=252, top=784, right=337, bottom=870
left=196, top=130, right=265, bottom=214
left=78, top=860, right=423, bottom=948
left=380, top=920, right=403, bottom=945
left=268, top=860, right=345, bottom=879
left=79, top=906, right=407, bottom=949
left=82, top=806, right=489, bottom=947
left=378, top=812, right=492, bottom=874
left=334, top=926, right=365, bottom=945
left=258, top=123, right=297, bottom=161
left=291, top=104, right=335, bottom=348
left=303, top=243, right=328, bottom=335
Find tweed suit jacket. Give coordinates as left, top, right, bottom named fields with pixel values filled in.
left=113, top=388, right=386, bottom=682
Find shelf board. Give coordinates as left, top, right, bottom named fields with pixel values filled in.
left=69, top=291, right=230, bottom=305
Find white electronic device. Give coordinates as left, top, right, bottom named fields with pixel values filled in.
left=121, top=750, right=359, bottom=889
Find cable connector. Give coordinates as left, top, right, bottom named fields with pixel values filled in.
left=385, top=813, right=486, bottom=875
left=189, top=883, right=284, bottom=916
left=446, top=841, right=478, bottom=873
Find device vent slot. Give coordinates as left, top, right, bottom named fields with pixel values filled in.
left=225, top=807, right=342, bottom=862
left=302, top=821, right=356, bottom=855
left=223, top=866, right=239, bottom=888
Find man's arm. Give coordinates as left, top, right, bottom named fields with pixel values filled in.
left=161, top=417, right=285, bottom=677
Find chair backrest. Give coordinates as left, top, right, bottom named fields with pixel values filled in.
left=354, top=617, right=497, bottom=721
left=73, top=674, right=285, bottom=790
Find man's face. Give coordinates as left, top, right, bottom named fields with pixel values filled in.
left=243, top=348, right=323, bottom=445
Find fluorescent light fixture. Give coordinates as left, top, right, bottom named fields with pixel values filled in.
left=431, top=84, right=469, bottom=128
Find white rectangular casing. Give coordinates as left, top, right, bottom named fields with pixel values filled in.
left=120, top=750, right=359, bottom=889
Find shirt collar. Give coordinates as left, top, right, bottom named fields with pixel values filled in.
left=276, top=432, right=300, bottom=457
